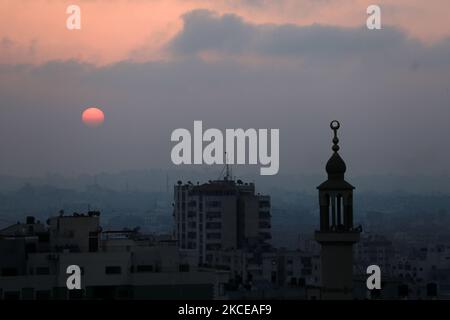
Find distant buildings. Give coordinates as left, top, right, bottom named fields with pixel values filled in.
left=354, top=233, right=395, bottom=276
left=352, top=235, right=450, bottom=299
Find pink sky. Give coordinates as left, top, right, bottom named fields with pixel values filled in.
left=1, top=0, right=450, bottom=65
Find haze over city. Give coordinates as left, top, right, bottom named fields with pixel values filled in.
left=1, top=0, right=450, bottom=178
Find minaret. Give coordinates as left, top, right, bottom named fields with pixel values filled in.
left=315, top=120, right=361, bottom=300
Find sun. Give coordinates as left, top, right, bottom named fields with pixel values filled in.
left=82, top=107, right=105, bottom=127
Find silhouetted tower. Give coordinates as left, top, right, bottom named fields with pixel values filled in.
left=315, top=120, right=361, bottom=300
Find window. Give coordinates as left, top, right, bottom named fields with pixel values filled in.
left=179, top=264, right=190, bottom=272
left=188, top=222, right=196, bottom=228
left=259, top=211, right=271, bottom=218
left=206, top=233, right=221, bottom=240
left=206, top=222, right=221, bottom=229
left=206, top=244, right=221, bottom=250
left=301, top=257, right=312, bottom=267
left=206, top=201, right=221, bottom=208
left=105, top=266, right=122, bottom=275
left=259, top=221, right=271, bottom=228
left=298, top=278, right=306, bottom=287
left=188, top=232, right=197, bottom=239
left=259, top=201, right=270, bottom=208
left=187, top=242, right=196, bottom=249
left=187, top=211, right=196, bottom=218
left=136, top=265, right=153, bottom=273
left=36, top=290, right=51, bottom=300
left=36, top=267, right=50, bottom=275
left=3, top=292, right=20, bottom=300
left=271, top=271, right=277, bottom=283
left=89, top=233, right=98, bottom=252
left=206, top=211, right=221, bottom=219
left=188, top=201, right=197, bottom=207
left=302, top=269, right=312, bottom=276
left=1, top=268, right=18, bottom=277
left=25, top=243, right=37, bottom=253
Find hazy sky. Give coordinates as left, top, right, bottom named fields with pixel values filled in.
left=1, top=1, right=450, bottom=177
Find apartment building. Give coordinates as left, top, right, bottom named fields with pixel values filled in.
left=173, top=177, right=271, bottom=266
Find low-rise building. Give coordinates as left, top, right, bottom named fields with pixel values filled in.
left=0, top=213, right=229, bottom=300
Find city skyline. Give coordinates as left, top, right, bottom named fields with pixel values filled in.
left=1, top=122, right=449, bottom=300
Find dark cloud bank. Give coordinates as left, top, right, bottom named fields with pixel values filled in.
left=1, top=10, right=450, bottom=182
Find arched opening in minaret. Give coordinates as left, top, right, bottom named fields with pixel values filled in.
left=326, top=193, right=346, bottom=231
left=337, top=194, right=343, bottom=228
left=346, top=194, right=353, bottom=230
left=322, top=192, right=354, bottom=231
left=324, top=193, right=333, bottom=230
left=324, top=194, right=330, bottom=231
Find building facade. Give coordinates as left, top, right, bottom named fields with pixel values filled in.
left=174, top=177, right=271, bottom=266
left=0, top=213, right=229, bottom=300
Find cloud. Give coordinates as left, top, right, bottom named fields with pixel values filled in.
left=1, top=11, right=450, bottom=177
left=168, top=9, right=450, bottom=71
left=1, top=1, right=450, bottom=65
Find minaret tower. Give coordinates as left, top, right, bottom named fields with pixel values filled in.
left=315, top=120, right=361, bottom=300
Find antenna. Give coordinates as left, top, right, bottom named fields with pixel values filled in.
left=218, top=152, right=233, bottom=181
left=224, top=152, right=233, bottom=181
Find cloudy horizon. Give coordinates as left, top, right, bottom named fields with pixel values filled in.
left=1, top=2, right=450, bottom=178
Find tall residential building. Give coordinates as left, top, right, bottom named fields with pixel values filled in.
left=315, top=120, right=361, bottom=300
left=173, top=175, right=271, bottom=266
